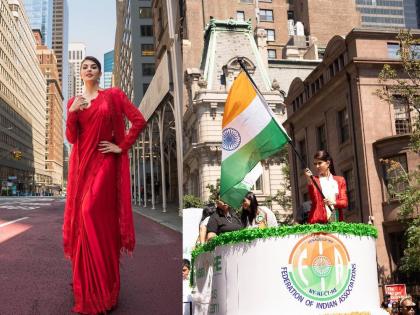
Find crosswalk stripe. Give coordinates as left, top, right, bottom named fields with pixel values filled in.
left=0, top=217, right=29, bottom=228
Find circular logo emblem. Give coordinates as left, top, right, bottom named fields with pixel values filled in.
left=222, top=128, right=241, bottom=151
left=288, top=233, right=351, bottom=302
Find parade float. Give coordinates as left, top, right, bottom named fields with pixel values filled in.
left=191, top=222, right=385, bottom=315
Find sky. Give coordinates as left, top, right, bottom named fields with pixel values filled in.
left=68, top=0, right=116, bottom=67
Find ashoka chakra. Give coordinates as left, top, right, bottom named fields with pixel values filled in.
left=311, top=255, right=332, bottom=277
left=222, top=128, right=241, bottom=151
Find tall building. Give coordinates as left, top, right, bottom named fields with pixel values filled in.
left=22, top=0, right=68, bottom=91
left=285, top=28, right=420, bottom=294
left=114, top=0, right=184, bottom=213
left=103, top=50, right=114, bottom=88
left=0, top=0, right=48, bottom=195
left=356, top=0, right=419, bottom=29
left=22, top=0, right=53, bottom=47
left=67, top=42, right=86, bottom=98
left=52, top=0, right=68, bottom=86
left=114, top=0, right=154, bottom=105
left=34, top=30, right=64, bottom=195
left=184, top=19, right=290, bottom=218
left=183, top=0, right=360, bottom=73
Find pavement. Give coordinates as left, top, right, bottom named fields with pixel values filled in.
left=132, top=202, right=182, bottom=233
left=0, top=197, right=182, bottom=315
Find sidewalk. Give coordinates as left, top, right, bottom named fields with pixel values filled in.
left=132, top=203, right=182, bottom=233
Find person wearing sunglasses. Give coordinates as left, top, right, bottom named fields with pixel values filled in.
left=400, top=296, right=416, bottom=315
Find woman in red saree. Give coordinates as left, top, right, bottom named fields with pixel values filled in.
left=304, top=150, right=348, bottom=224
left=63, top=56, right=146, bottom=314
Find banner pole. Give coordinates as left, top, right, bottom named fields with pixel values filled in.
left=236, top=57, right=334, bottom=214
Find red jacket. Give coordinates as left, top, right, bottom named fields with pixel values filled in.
left=307, top=175, right=348, bottom=224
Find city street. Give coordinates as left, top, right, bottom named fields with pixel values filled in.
left=0, top=197, right=181, bottom=315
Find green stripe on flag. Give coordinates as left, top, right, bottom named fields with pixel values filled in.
left=220, top=119, right=288, bottom=208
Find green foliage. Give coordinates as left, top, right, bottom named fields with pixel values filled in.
left=206, top=178, right=220, bottom=204
left=264, top=147, right=293, bottom=223
left=376, top=30, right=420, bottom=274
left=183, top=194, right=204, bottom=208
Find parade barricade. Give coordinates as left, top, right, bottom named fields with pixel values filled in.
left=191, top=222, right=385, bottom=315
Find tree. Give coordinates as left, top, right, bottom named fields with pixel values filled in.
left=264, top=147, right=294, bottom=224
left=206, top=179, right=220, bottom=204
left=376, top=30, right=420, bottom=274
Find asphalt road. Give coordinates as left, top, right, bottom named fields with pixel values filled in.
left=0, top=197, right=182, bottom=315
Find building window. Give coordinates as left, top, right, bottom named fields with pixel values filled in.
left=298, top=139, right=307, bottom=169
left=240, top=0, right=253, bottom=3
left=381, top=154, right=408, bottom=198
left=410, top=44, right=420, bottom=60
left=338, top=108, right=349, bottom=143
left=267, top=49, right=276, bottom=59
left=140, top=25, right=153, bottom=37
left=236, top=11, right=245, bottom=21
left=252, top=175, right=262, bottom=191
left=142, top=63, right=155, bottom=76
left=139, top=7, right=152, bottom=18
left=260, top=9, right=273, bottom=22
left=266, top=29, right=275, bottom=41
left=343, top=169, right=355, bottom=211
left=143, top=83, right=150, bottom=95
left=316, top=124, right=327, bottom=150
left=141, top=44, right=154, bottom=56
left=392, top=96, right=411, bottom=134
left=387, top=43, right=399, bottom=58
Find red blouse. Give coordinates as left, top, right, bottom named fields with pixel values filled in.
left=307, top=175, right=348, bottom=224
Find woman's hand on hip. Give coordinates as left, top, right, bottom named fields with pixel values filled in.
left=98, top=141, right=122, bottom=154
left=69, top=95, right=88, bottom=112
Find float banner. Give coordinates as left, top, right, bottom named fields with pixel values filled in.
left=193, top=233, right=381, bottom=315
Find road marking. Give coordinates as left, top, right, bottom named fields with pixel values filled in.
left=0, top=217, right=29, bottom=228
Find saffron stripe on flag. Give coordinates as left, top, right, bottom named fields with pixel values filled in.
left=220, top=118, right=289, bottom=200
left=222, top=72, right=257, bottom=128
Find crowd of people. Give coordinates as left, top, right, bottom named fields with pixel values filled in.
left=381, top=294, right=418, bottom=314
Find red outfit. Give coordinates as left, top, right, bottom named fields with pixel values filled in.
left=63, top=88, right=146, bottom=314
left=307, top=175, right=348, bottom=224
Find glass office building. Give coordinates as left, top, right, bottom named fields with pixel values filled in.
left=104, top=50, right=114, bottom=89
left=23, top=0, right=53, bottom=47
left=356, top=0, right=419, bottom=29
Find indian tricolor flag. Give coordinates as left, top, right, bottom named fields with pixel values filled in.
left=220, top=71, right=290, bottom=208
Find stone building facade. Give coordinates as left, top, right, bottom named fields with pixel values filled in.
left=285, top=28, right=420, bottom=292
left=34, top=30, right=63, bottom=195
left=182, top=0, right=361, bottom=75
left=184, top=19, right=290, bottom=218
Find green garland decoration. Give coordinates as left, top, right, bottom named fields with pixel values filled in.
left=190, top=222, right=377, bottom=286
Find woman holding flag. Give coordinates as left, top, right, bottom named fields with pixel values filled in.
left=304, top=150, right=348, bottom=224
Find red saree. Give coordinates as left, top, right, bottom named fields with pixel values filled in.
left=63, top=87, right=146, bottom=314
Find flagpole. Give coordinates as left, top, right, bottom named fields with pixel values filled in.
left=236, top=57, right=334, bottom=213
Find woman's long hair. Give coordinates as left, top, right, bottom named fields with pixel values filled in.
left=200, top=204, right=216, bottom=223
left=241, top=191, right=259, bottom=226
left=313, top=150, right=336, bottom=175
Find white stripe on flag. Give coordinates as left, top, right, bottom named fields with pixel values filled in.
left=222, top=96, right=271, bottom=161
left=240, top=162, right=263, bottom=189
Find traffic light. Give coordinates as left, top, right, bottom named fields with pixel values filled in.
left=11, top=150, right=22, bottom=160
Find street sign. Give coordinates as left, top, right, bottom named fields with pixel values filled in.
left=385, top=284, right=407, bottom=302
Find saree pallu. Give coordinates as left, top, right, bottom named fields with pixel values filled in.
left=63, top=88, right=146, bottom=314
